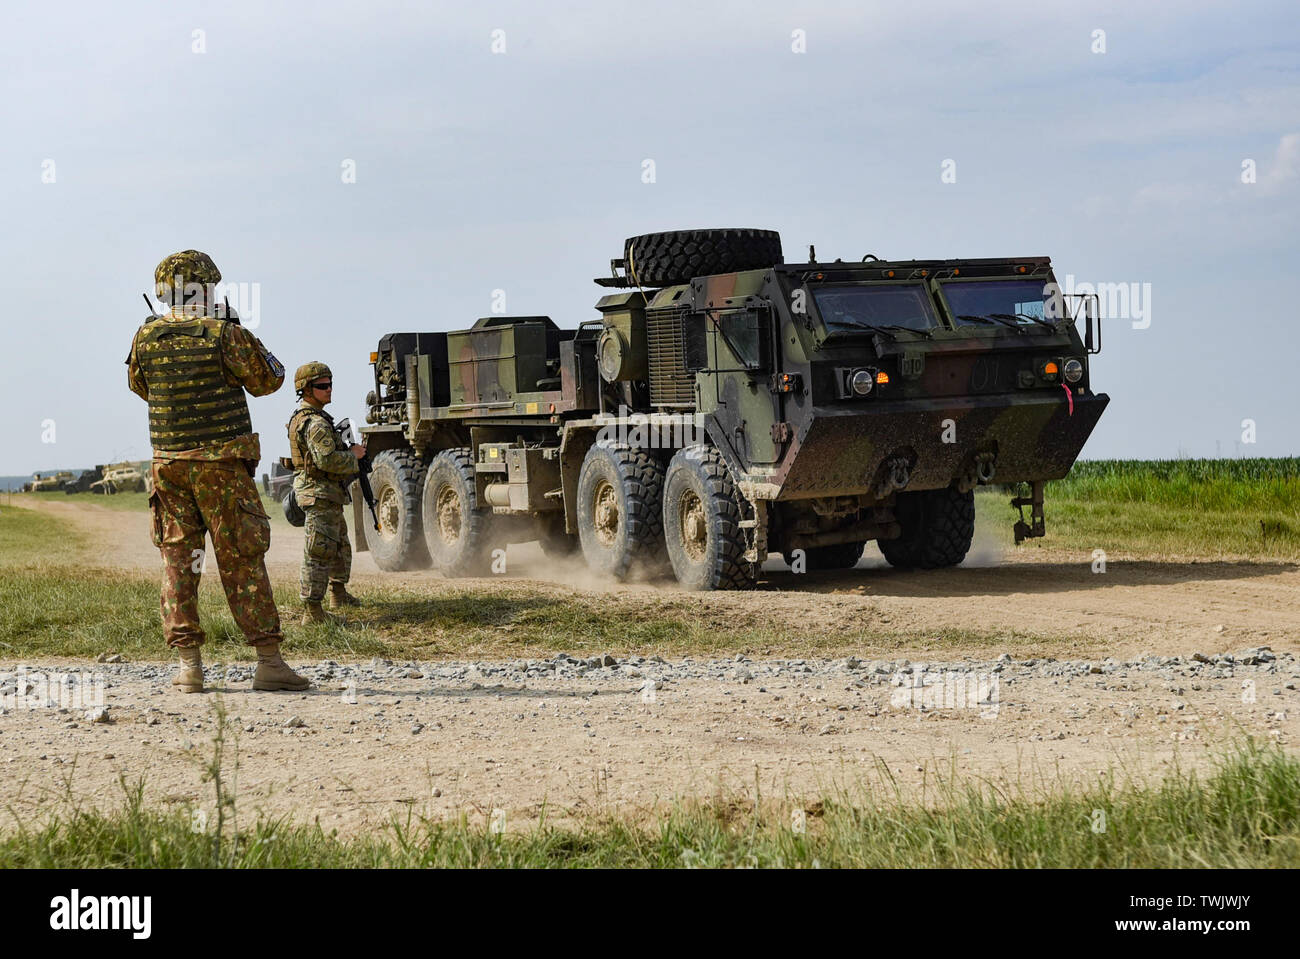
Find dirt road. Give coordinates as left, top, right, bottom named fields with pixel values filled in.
left=2, top=498, right=1297, bottom=834
left=15, top=496, right=1300, bottom=658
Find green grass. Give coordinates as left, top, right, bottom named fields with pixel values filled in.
left=4, top=739, right=1296, bottom=868
left=990, top=457, right=1300, bottom=560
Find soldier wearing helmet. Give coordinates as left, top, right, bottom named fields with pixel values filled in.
left=127, top=250, right=310, bottom=694
left=288, top=361, right=367, bottom=624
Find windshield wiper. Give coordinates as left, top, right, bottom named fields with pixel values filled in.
left=873, top=324, right=933, bottom=339
left=956, top=313, right=1021, bottom=330
left=991, top=312, right=1059, bottom=332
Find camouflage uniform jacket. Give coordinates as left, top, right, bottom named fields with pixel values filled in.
left=126, top=308, right=284, bottom=462
left=289, top=400, right=358, bottom=507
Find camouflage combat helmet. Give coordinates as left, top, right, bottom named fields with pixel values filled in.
left=295, top=361, right=333, bottom=394
left=154, top=250, right=221, bottom=303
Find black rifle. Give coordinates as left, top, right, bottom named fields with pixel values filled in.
left=335, top=418, right=378, bottom=530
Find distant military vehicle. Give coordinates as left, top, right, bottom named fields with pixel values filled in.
left=261, top=461, right=293, bottom=502
left=28, top=471, right=74, bottom=493
left=63, top=466, right=104, bottom=494
left=354, top=228, right=1108, bottom=589
left=91, top=462, right=149, bottom=495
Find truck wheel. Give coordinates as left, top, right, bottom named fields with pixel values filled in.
left=422, top=448, right=494, bottom=576
left=367, top=449, right=432, bottom=572
left=576, top=443, right=665, bottom=580
left=623, top=228, right=783, bottom=287
left=878, top=488, right=975, bottom=570
left=662, top=446, right=757, bottom=590
left=785, top=542, right=865, bottom=571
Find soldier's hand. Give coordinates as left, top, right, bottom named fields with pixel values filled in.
left=351, top=444, right=367, bottom=459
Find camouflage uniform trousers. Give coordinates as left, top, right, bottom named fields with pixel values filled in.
left=149, top=459, right=283, bottom=649
left=300, top=502, right=352, bottom=601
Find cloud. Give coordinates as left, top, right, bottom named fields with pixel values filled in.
left=1259, top=132, right=1300, bottom=194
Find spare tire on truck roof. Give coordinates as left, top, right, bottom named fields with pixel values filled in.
left=623, top=228, right=783, bottom=288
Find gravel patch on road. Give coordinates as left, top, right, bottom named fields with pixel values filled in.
left=1, top=647, right=1295, bottom=835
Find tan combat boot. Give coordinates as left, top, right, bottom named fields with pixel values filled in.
left=252, top=642, right=311, bottom=692
left=301, top=599, right=340, bottom=626
left=172, top=645, right=204, bottom=694
left=328, top=583, right=361, bottom=608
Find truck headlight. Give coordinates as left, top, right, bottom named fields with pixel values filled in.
left=1063, top=358, right=1083, bottom=383
left=850, top=369, right=874, bottom=396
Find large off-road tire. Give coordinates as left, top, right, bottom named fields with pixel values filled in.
left=624, top=229, right=783, bottom=288
left=785, top=541, right=865, bottom=572
left=878, top=487, right=975, bottom=569
left=662, top=446, right=757, bottom=591
left=422, top=448, right=496, bottom=577
left=576, top=443, right=665, bottom=581
left=367, top=449, right=432, bottom=572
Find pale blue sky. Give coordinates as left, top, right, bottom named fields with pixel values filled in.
left=3, top=0, right=1298, bottom=474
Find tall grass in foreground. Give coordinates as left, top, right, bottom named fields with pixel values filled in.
left=3, top=741, right=1296, bottom=868
left=1054, top=458, right=1300, bottom=513
left=985, top=457, right=1300, bottom=559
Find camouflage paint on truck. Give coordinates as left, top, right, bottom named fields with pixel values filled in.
left=356, top=234, right=1108, bottom=588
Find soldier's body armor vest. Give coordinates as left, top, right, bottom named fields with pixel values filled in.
left=134, top=317, right=252, bottom=452
left=287, top=405, right=341, bottom=480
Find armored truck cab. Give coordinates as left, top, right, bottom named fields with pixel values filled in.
left=357, top=229, right=1108, bottom=589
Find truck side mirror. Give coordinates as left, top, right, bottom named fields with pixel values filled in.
left=1083, top=293, right=1101, bottom=355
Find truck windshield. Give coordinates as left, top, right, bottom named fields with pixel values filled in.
left=943, top=279, right=1061, bottom=328
left=812, top=285, right=938, bottom=335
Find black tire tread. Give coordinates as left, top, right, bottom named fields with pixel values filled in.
left=577, top=443, right=666, bottom=581
left=423, top=448, right=494, bottom=576
left=665, top=446, right=757, bottom=590
left=368, top=448, right=431, bottom=571
left=624, top=228, right=783, bottom=288
left=878, top=488, right=974, bottom=569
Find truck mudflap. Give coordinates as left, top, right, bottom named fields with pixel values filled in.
left=766, top=391, right=1109, bottom=499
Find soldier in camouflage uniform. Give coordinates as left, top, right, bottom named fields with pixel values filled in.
left=287, top=362, right=366, bottom=624
left=127, top=250, right=310, bottom=693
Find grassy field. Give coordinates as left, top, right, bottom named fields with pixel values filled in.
left=2, top=738, right=1295, bottom=868
left=1008, top=458, right=1300, bottom=560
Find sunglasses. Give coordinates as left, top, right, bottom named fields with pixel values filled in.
left=311, top=381, right=333, bottom=390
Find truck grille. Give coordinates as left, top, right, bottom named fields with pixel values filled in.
left=646, top=308, right=695, bottom=407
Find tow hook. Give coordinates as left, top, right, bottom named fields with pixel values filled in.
left=956, top=451, right=997, bottom=492
left=876, top=456, right=911, bottom=499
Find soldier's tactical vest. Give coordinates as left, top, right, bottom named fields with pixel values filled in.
left=287, top=406, right=342, bottom=480
left=134, top=317, right=252, bottom=452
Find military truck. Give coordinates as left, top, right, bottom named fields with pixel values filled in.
left=354, top=228, right=1107, bottom=589
left=261, top=462, right=294, bottom=503
left=91, top=461, right=149, bottom=495
left=63, top=466, right=104, bottom=494
left=27, top=471, right=75, bottom=493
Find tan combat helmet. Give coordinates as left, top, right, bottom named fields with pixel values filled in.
left=295, top=361, right=332, bottom=395
left=155, top=250, right=221, bottom=305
